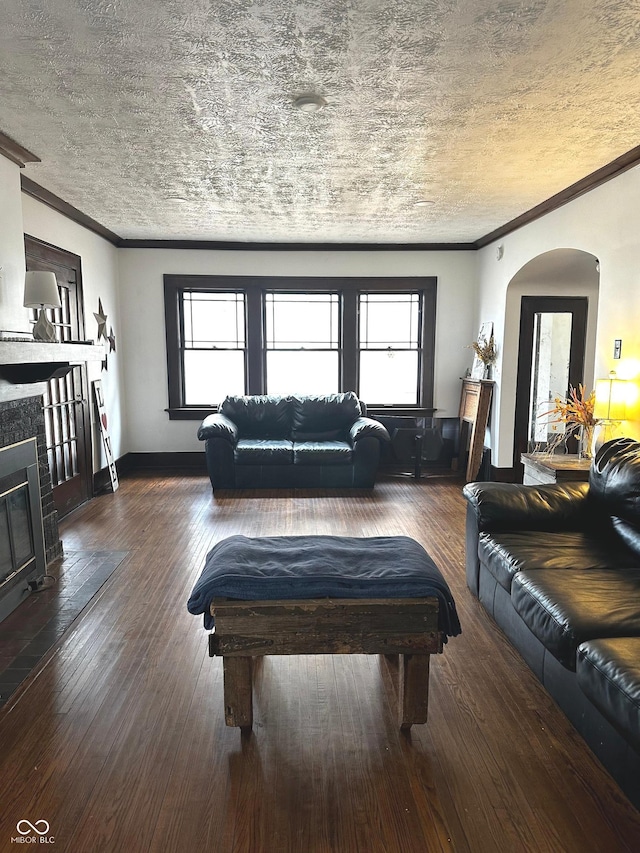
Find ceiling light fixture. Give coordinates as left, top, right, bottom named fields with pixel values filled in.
left=414, top=200, right=434, bottom=207
left=293, top=94, right=327, bottom=113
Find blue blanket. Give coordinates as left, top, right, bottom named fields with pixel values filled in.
left=187, top=535, right=461, bottom=638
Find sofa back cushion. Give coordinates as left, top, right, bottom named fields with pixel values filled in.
left=291, top=392, right=362, bottom=439
left=219, top=395, right=293, bottom=438
left=589, top=437, right=640, bottom=552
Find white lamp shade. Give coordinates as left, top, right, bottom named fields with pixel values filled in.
left=24, top=271, right=61, bottom=309
left=594, top=376, right=627, bottom=421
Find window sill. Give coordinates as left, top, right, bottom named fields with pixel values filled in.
left=167, top=405, right=438, bottom=421
left=166, top=407, right=215, bottom=421
left=368, top=407, right=436, bottom=418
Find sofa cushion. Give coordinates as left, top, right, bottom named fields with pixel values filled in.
left=511, top=567, right=640, bottom=669
left=291, top=392, right=361, bottom=438
left=589, top=437, right=640, bottom=530
left=576, top=637, right=640, bottom=751
left=234, top=439, right=293, bottom=465
left=220, top=395, right=293, bottom=439
left=479, top=530, right=640, bottom=592
left=293, top=440, right=353, bottom=465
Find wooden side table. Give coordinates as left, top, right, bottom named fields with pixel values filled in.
left=455, top=379, right=494, bottom=481
left=520, top=453, right=591, bottom=485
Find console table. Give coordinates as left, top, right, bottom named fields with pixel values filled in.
left=455, top=379, right=493, bottom=481
left=521, top=452, right=591, bottom=485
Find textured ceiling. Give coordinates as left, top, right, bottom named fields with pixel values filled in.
left=1, top=0, right=639, bottom=243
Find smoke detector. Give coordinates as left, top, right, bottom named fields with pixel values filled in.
left=293, top=94, right=327, bottom=112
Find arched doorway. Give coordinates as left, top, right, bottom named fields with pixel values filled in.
left=506, top=249, right=599, bottom=479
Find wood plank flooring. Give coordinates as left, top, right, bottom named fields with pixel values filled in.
left=0, top=471, right=638, bottom=852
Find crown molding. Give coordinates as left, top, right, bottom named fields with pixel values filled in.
left=0, top=131, right=40, bottom=168
left=118, top=239, right=476, bottom=251
left=476, top=142, right=640, bottom=248
left=20, top=176, right=121, bottom=245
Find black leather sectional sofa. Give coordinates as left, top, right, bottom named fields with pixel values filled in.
left=198, top=392, right=390, bottom=490
left=463, top=437, right=640, bottom=809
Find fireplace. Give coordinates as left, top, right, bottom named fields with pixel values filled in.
left=0, top=395, right=62, bottom=565
left=0, top=438, right=47, bottom=622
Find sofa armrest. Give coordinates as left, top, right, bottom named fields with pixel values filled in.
left=197, top=413, right=238, bottom=445
left=348, top=417, right=390, bottom=445
left=462, top=480, right=590, bottom=532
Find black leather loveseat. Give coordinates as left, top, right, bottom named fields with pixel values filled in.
left=198, top=392, right=390, bottom=490
left=463, top=437, right=640, bottom=809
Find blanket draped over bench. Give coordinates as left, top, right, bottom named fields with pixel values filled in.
left=187, top=534, right=461, bottom=638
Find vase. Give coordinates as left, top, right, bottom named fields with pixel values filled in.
left=578, top=424, right=595, bottom=460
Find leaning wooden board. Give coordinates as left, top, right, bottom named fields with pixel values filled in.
left=208, top=596, right=443, bottom=730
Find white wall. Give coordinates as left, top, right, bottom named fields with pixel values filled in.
left=18, top=193, right=125, bottom=462
left=10, top=150, right=640, bottom=470
left=0, top=157, right=30, bottom=334
left=118, top=249, right=478, bottom=452
left=477, top=163, right=640, bottom=468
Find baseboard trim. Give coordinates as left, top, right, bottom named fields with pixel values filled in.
left=94, top=452, right=206, bottom=491
left=490, top=465, right=517, bottom=483
left=126, top=451, right=207, bottom=472
left=96, top=452, right=513, bottom=484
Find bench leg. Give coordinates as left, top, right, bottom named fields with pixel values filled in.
left=223, top=657, right=253, bottom=729
left=398, top=654, right=430, bottom=730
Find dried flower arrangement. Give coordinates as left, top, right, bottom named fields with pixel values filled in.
left=543, top=384, right=597, bottom=428
left=540, top=384, right=597, bottom=456
left=470, top=331, right=497, bottom=365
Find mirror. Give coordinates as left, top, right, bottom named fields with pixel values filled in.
left=528, top=312, right=572, bottom=452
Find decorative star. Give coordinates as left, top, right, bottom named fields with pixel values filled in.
left=108, top=326, right=116, bottom=353
left=94, top=299, right=107, bottom=341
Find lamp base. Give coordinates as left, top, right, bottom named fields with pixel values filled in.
left=32, top=308, right=57, bottom=343
left=593, top=420, right=620, bottom=454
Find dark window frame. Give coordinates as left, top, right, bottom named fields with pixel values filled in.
left=164, top=275, right=437, bottom=420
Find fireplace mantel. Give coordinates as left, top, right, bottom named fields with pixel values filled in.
left=0, top=340, right=105, bottom=385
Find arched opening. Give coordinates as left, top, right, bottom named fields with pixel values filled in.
left=498, top=249, right=600, bottom=477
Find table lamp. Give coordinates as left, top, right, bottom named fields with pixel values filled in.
left=593, top=370, right=627, bottom=452
left=24, top=271, right=61, bottom=342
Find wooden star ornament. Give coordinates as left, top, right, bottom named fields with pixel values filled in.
left=94, top=299, right=107, bottom=341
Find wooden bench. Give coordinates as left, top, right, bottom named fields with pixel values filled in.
left=208, top=595, right=443, bottom=730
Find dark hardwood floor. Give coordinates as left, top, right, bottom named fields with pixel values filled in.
left=0, top=471, right=638, bottom=852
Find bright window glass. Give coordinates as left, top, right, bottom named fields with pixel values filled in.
left=181, top=291, right=246, bottom=405
left=359, top=293, right=421, bottom=405
left=265, top=292, right=339, bottom=394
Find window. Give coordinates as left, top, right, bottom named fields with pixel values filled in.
left=181, top=291, right=246, bottom=405
left=164, top=276, right=436, bottom=418
left=265, top=292, right=340, bottom=395
left=359, top=292, right=421, bottom=405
